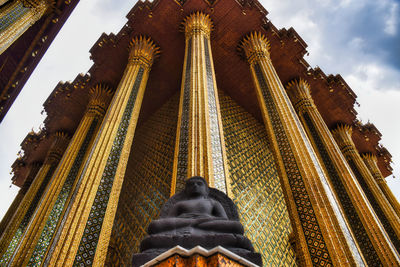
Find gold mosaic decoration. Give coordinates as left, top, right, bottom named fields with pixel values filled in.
left=218, top=91, right=296, bottom=266
left=105, top=94, right=179, bottom=266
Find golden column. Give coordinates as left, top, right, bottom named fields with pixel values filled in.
left=362, top=153, right=400, bottom=218
left=332, top=125, right=400, bottom=253
left=172, top=12, right=230, bottom=195
left=46, top=36, right=159, bottom=266
left=0, top=132, right=69, bottom=265
left=0, top=162, right=41, bottom=237
left=10, top=85, right=112, bottom=266
left=0, top=0, right=51, bottom=54
left=286, top=79, right=400, bottom=265
left=239, top=32, right=364, bottom=266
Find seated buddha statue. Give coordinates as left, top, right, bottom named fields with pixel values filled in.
left=147, top=176, right=244, bottom=236
left=133, top=176, right=262, bottom=266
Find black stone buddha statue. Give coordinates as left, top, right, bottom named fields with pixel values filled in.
left=132, top=176, right=262, bottom=266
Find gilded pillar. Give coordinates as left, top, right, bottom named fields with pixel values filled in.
left=0, top=0, right=50, bottom=54
left=286, top=79, right=400, bottom=265
left=332, top=125, right=400, bottom=253
left=362, top=153, right=400, bottom=219
left=0, top=162, right=41, bottom=237
left=46, top=36, right=159, bottom=266
left=172, top=12, right=230, bottom=195
left=0, top=132, right=69, bottom=265
left=239, top=32, right=364, bottom=266
left=11, top=85, right=112, bottom=266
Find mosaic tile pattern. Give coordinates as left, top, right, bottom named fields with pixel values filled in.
left=176, top=38, right=192, bottom=192
left=218, top=91, right=296, bottom=266
left=203, top=36, right=226, bottom=192
left=347, top=159, right=400, bottom=254
left=0, top=165, right=57, bottom=264
left=253, top=63, right=332, bottom=266
left=28, top=119, right=99, bottom=266
left=302, top=113, right=380, bottom=265
left=0, top=2, right=28, bottom=33
left=73, top=68, right=145, bottom=266
left=105, top=94, right=179, bottom=266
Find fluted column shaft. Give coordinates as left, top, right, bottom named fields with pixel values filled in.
left=239, top=32, right=364, bottom=266
left=0, top=162, right=41, bottom=237
left=0, top=132, right=69, bottom=265
left=46, top=36, right=159, bottom=267
left=362, top=153, right=400, bottom=218
left=12, top=85, right=112, bottom=266
left=333, top=125, right=400, bottom=253
left=0, top=0, right=49, bottom=54
left=172, top=12, right=230, bottom=196
left=286, top=80, right=400, bottom=265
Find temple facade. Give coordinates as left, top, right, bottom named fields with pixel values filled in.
left=1, top=0, right=399, bottom=266
left=0, top=0, right=79, bottom=122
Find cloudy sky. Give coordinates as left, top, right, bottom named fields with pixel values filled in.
left=0, top=0, right=399, bottom=222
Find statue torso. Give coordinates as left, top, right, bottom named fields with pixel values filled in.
left=173, top=198, right=215, bottom=218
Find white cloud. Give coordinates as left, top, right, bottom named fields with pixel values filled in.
left=384, top=3, right=398, bottom=35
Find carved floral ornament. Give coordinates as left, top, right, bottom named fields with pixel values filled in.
left=182, top=12, right=213, bottom=39
left=128, top=36, right=160, bottom=69
left=239, top=32, right=271, bottom=65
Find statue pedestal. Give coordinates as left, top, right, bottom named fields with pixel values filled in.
left=132, top=246, right=262, bottom=267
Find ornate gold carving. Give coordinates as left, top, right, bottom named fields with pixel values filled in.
left=362, top=153, right=400, bottom=220
left=331, top=124, right=355, bottom=158
left=45, top=131, right=70, bottom=164
left=105, top=94, right=178, bottom=265
left=240, top=32, right=365, bottom=266
left=172, top=11, right=229, bottom=195
left=46, top=36, right=159, bottom=267
left=239, top=32, right=270, bottom=65
left=332, top=124, right=400, bottom=255
left=183, top=12, right=213, bottom=39
left=362, top=154, right=384, bottom=182
left=286, top=79, right=314, bottom=115
left=0, top=0, right=49, bottom=55
left=87, top=84, right=113, bottom=118
left=287, top=82, right=400, bottom=265
left=219, top=91, right=296, bottom=266
left=128, top=36, right=160, bottom=69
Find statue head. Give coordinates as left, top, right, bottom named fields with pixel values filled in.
left=184, top=176, right=209, bottom=198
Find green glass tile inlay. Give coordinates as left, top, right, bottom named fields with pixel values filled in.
left=105, top=94, right=178, bottom=266
left=176, top=38, right=192, bottom=193
left=254, top=63, right=332, bottom=266
left=0, top=164, right=57, bottom=265
left=28, top=119, right=99, bottom=266
left=219, top=91, right=296, bottom=266
left=74, top=68, right=144, bottom=266
left=0, top=2, right=29, bottom=33
left=303, top=113, right=380, bottom=265
left=347, top=159, right=400, bottom=254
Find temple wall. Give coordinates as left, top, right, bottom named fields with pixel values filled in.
left=105, top=94, right=179, bottom=266
left=218, top=91, right=296, bottom=266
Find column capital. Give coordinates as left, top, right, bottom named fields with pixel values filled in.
left=286, top=79, right=314, bottom=114
left=331, top=124, right=355, bottom=157
left=239, top=32, right=271, bottom=65
left=21, top=0, right=53, bottom=11
left=362, top=152, right=377, bottom=163
left=183, top=12, right=213, bottom=39
left=45, top=131, right=70, bottom=164
left=87, top=84, right=113, bottom=118
left=362, top=153, right=385, bottom=182
left=128, top=36, right=160, bottom=69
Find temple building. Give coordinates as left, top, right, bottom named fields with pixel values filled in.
left=0, top=0, right=79, bottom=122
left=1, top=0, right=400, bottom=266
